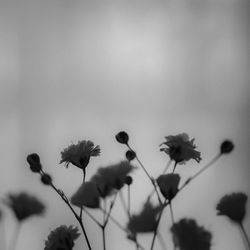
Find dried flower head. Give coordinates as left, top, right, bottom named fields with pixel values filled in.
left=115, top=131, right=129, bottom=144
left=44, top=225, right=80, bottom=250
left=156, top=174, right=180, bottom=200
left=60, top=140, right=100, bottom=169
left=220, top=140, right=234, bottom=154
left=171, top=218, right=212, bottom=250
left=160, top=133, right=201, bottom=164
left=91, top=161, right=136, bottom=198
left=27, top=153, right=42, bottom=173
left=4, top=192, right=45, bottom=222
left=71, top=181, right=100, bottom=209
left=127, top=199, right=160, bottom=235
left=126, top=150, right=136, bottom=161
left=216, top=192, right=247, bottom=223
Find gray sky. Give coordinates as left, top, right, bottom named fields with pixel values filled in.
left=0, top=0, right=249, bottom=249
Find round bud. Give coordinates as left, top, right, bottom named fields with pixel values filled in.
left=115, top=131, right=129, bottom=144
left=125, top=150, right=136, bottom=161
left=220, top=140, right=234, bottom=154
left=41, top=173, right=52, bottom=185
left=125, top=176, right=133, bottom=185
left=27, top=153, right=42, bottom=173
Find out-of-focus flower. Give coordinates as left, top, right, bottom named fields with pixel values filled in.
left=44, top=225, right=80, bottom=250
left=220, top=140, right=234, bottom=154
left=127, top=199, right=160, bottom=236
left=125, top=176, right=133, bottom=185
left=115, top=131, right=129, bottom=144
left=216, top=192, right=247, bottom=223
left=91, top=161, right=136, bottom=198
left=27, top=153, right=42, bottom=173
left=41, top=173, right=52, bottom=185
left=156, top=174, right=180, bottom=200
left=4, top=192, right=45, bottom=222
left=126, top=150, right=136, bottom=161
left=160, top=133, right=201, bottom=164
left=71, top=181, right=100, bottom=209
left=171, top=218, right=212, bottom=250
left=60, top=140, right=100, bottom=170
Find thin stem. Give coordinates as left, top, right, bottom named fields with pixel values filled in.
left=128, top=185, right=131, bottom=218
left=80, top=169, right=85, bottom=220
left=239, top=222, right=250, bottom=250
left=169, top=201, right=176, bottom=250
left=104, top=192, right=118, bottom=227
left=101, top=226, right=106, bottom=250
left=9, top=223, right=21, bottom=250
left=82, top=207, right=102, bottom=227
left=172, top=162, right=177, bottom=173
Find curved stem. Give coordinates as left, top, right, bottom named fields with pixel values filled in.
left=239, top=222, right=250, bottom=250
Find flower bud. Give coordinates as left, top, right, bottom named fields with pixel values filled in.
left=220, top=140, right=234, bottom=154
left=27, top=153, right=42, bottom=173
left=125, top=176, right=133, bottom=185
left=41, top=173, right=52, bottom=185
left=126, top=150, right=136, bottom=161
left=115, top=131, right=129, bottom=144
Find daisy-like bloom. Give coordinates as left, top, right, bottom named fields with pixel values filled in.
left=156, top=174, right=180, bottom=200
left=127, top=199, right=160, bottom=236
left=44, top=225, right=80, bottom=250
left=160, top=133, right=202, bottom=164
left=60, top=140, right=100, bottom=170
left=90, top=161, right=136, bottom=198
left=171, top=218, right=212, bottom=250
left=4, top=192, right=45, bottom=222
left=71, top=181, right=100, bottom=209
left=216, top=192, right=247, bottom=223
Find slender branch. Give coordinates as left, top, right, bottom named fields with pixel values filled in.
left=239, top=222, right=250, bottom=250
left=80, top=169, right=85, bottom=220
left=101, top=226, right=106, bottom=250
left=172, top=162, right=177, bottom=173
left=82, top=207, right=102, bottom=227
left=169, top=201, right=176, bottom=250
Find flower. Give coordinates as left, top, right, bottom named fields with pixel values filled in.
left=216, top=192, right=247, bottom=223
left=90, top=161, right=136, bottom=198
left=160, top=133, right=201, bottom=164
left=171, top=218, right=212, bottom=250
left=220, top=140, right=234, bottom=154
left=125, top=176, right=133, bottom=185
left=115, top=131, right=129, bottom=144
left=60, top=140, right=100, bottom=169
left=44, top=225, right=80, bottom=250
left=156, top=174, right=180, bottom=200
left=27, top=153, right=42, bottom=173
left=125, top=150, right=136, bottom=161
left=71, top=181, right=100, bottom=209
left=127, top=199, right=160, bottom=236
left=4, top=192, right=45, bottom=222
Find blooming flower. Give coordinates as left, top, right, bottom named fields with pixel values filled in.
left=156, top=174, right=180, bottom=200
left=216, top=192, right=247, bottom=223
left=71, top=181, right=100, bottom=209
left=160, top=133, right=201, bottom=164
left=44, top=225, right=80, bottom=250
left=60, top=140, right=100, bottom=170
left=91, top=161, right=136, bottom=198
left=4, top=192, right=45, bottom=222
left=127, top=199, right=160, bottom=236
left=171, top=218, right=212, bottom=250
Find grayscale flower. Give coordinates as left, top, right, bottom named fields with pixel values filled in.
left=171, top=218, right=212, bottom=250
left=44, top=225, right=80, bottom=250
left=160, top=133, right=201, bottom=164
left=216, top=192, right=247, bottom=223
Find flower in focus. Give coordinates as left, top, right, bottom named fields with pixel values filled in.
left=60, top=140, right=100, bottom=170
left=220, top=140, right=234, bottom=154
left=160, top=133, right=201, bottom=164
left=171, top=218, right=212, bottom=250
left=71, top=181, right=100, bottom=209
left=115, top=131, right=129, bottom=144
left=44, top=225, right=80, bottom=250
left=127, top=199, right=160, bottom=236
left=91, top=161, right=136, bottom=198
left=4, top=192, right=45, bottom=222
left=216, top=192, right=247, bottom=223
left=125, top=150, right=136, bottom=161
left=156, top=174, right=180, bottom=200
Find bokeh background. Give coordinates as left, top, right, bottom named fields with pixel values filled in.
left=0, top=0, right=249, bottom=249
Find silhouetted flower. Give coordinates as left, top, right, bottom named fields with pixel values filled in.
left=126, top=150, right=136, bottom=161
left=91, top=161, right=136, bottom=198
left=220, top=140, right=234, bottom=154
left=44, top=225, right=80, bottom=250
left=27, top=153, right=42, bottom=173
left=60, top=140, right=100, bottom=169
left=125, top=176, right=133, bottom=185
left=156, top=174, right=180, bottom=200
left=41, top=173, right=52, bottom=185
left=71, top=181, right=100, bottom=209
left=171, top=218, right=212, bottom=250
left=4, top=192, right=45, bottom=222
left=216, top=192, right=247, bottom=223
left=115, top=131, right=129, bottom=144
left=160, top=133, right=201, bottom=164
left=127, top=199, right=160, bottom=236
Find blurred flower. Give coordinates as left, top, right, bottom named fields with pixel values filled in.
left=41, top=173, right=52, bottom=185
left=127, top=199, right=160, bottom=236
left=171, top=218, right=212, bottom=250
left=115, top=131, right=129, bottom=144
left=126, top=150, right=136, bottom=161
left=160, top=133, right=201, bottom=164
left=4, top=192, right=45, bottom=222
left=156, top=174, right=180, bottom=200
left=125, top=176, right=133, bottom=185
left=60, top=140, right=100, bottom=169
left=216, top=192, right=247, bottom=223
left=220, top=140, right=234, bottom=154
left=27, top=153, right=42, bottom=173
left=91, top=161, right=136, bottom=198
left=71, top=181, right=100, bottom=209
left=44, top=225, right=80, bottom=250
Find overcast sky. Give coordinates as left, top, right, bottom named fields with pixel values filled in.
left=0, top=0, right=249, bottom=249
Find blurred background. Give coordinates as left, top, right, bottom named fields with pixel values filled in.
left=0, top=0, right=249, bottom=249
